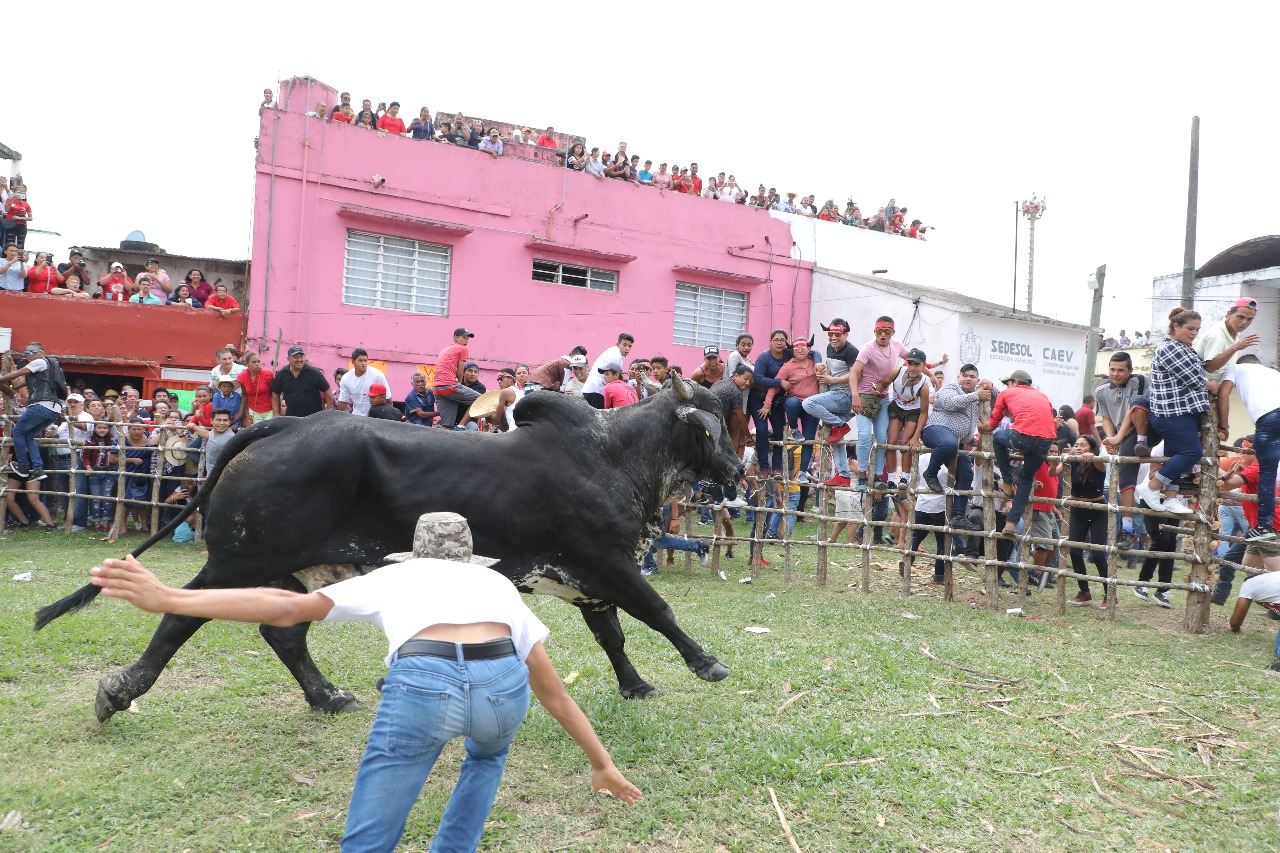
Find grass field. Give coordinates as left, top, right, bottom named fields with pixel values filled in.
left=2, top=524, right=1278, bottom=851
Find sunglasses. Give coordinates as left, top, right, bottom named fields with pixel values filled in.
left=874, top=329, right=894, bottom=336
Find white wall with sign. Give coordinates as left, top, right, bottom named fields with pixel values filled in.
left=957, top=314, right=1087, bottom=408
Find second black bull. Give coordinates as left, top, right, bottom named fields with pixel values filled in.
left=36, top=378, right=743, bottom=721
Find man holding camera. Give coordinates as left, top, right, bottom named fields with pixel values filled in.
left=57, top=249, right=89, bottom=280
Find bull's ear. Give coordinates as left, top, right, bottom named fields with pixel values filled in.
left=676, top=405, right=722, bottom=444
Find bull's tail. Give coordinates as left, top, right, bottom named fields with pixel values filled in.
left=34, top=419, right=292, bottom=632
left=126, top=418, right=293, bottom=560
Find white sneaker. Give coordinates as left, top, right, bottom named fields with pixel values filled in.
left=723, top=496, right=749, bottom=508
left=794, top=472, right=809, bottom=484
left=1162, top=496, right=1193, bottom=516
left=1153, top=590, right=1172, bottom=608
left=1134, top=586, right=1149, bottom=601
left=1134, top=483, right=1165, bottom=511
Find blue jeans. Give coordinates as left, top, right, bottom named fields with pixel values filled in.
left=1217, top=504, right=1247, bottom=559
left=87, top=472, right=116, bottom=525
left=855, top=403, right=889, bottom=481
left=767, top=490, right=801, bottom=538
left=750, top=392, right=787, bottom=472
left=644, top=506, right=701, bottom=568
left=802, top=388, right=853, bottom=478
left=1254, top=408, right=1280, bottom=530
left=992, top=429, right=1052, bottom=526
left=920, top=425, right=974, bottom=518
left=1148, top=412, right=1202, bottom=489
left=784, top=397, right=818, bottom=477
left=10, top=404, right=60, bottom=472
left=343, top=650, right=530, bottom=853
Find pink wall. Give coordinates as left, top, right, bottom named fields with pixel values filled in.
left=249, top=82, right=811, bottom=393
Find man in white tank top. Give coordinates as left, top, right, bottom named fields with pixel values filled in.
left=88, top=513, right=640, bottom=850
left=493, top=369, right=525, bottom=431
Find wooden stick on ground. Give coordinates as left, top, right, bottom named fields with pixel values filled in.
left=767, top=787, right=803, bottom=853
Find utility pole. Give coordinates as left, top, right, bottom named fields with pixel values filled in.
left=1181, top=116, right=1200, bottom=307
left=1012, top=201, right=1019, bottom=311
left=1021, top=196, right=1047, bottom=313
left=1083, top=265, right=1105, bottom=400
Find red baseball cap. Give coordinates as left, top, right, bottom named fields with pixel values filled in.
left=369, top=383, right=387, bottom=396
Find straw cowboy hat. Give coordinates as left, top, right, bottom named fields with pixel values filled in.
left=384, top=512, right=500, bottom=567
left=162, top=435, right=190, bottom=468
left=467, top=389, right=502, bottom=420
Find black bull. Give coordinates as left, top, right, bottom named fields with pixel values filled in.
left=36, top=380, right=743, bottom=721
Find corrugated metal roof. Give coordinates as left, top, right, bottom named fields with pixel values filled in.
left=1196, top=235, right=1280, bottom=279
left=78, top=246, right=249, bottom=266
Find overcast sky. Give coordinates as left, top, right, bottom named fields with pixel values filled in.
left=10, top=2, right=1280, bottom=336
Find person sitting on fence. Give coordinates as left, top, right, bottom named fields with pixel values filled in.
left=1216, top=354, right=1280, bottom=542
left=764, top=336, right=820, bottom=484
left=980, top=369, right=1056, bottom=538
left=1066, top=434, right=1110, bottom=606
left=750, top=330, right=795, bottom=483
left=1136, top=308, right=1218, bottom=517
left=919, top=363, right=990, bottom=531
left=1097, top=351, right=1153, bottom=520
left=1228, top=564, right=1280, bottom=672
left=804, top=318, right=860, bottom=488
left=876, top=347, right=932, bottom=490
left=0, top=340, right=67, bottom=481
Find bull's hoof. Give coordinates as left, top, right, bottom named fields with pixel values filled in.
left=312, top=690, right=363, bottom=715
left=691, top=659, right=731, bottom=683
left=94, top=674, right=132, bottom=723
left=619, top=682, right=659, bottom=700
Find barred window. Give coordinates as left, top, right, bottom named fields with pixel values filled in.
left=532, top=259, right=618, bottom=293
left=343, top=230, right=451, bottom=315
left=672, top=282, right=748, bottom=347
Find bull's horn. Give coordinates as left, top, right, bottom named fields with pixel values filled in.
left=672, top=377, right=693, bottom=400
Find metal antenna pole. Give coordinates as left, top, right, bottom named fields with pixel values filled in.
left=1181, top=116, right=1200, bottom=307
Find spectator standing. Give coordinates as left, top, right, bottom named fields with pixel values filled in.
left=51, top=273, right=91, bottom=300
left=1217, top=355, right=1280, bottom=541
left=128, top=289, right=163, bottom=305
left=980, top=369, right=1056, bottom=536
left=376, top=102, right=406, bottom=135
left=329, top=93, right=352, bottom=118
left=210, top=347, right=245, bottom=387
left=4, top=188, right=31, bottom=248
left=404, top=372, right=437, bottom=426
left=491, top=369, right=523, bottom=431
left=536, top=127, right=558, bottom=148
left=237, top=351, right=275, bottom=424
left=690, top=346, right=725, bottom=388
left=1196, top=297, right=1260, bottom=382
left=56, top=248, right=89, bottom=280
left=338, top=348, right=389, bottom=416
left=24, top=251, right=62, bottom=293
left=581, top=333, right=635, bottom=409
left=724, top=334, right=755, bottom=455
left=211, top=378, right=244, bottom=428
left=410, top=108, right=436, bottom=140
left=566, top=143, right=587, bottom=171
left=185, top=269, right=214, bottom=304
left=271, top=345, right=332, bottom=417
left=651, top=163, right=672, bottom=189
left=1075, top=395, right=1096, bottom=439
left=563, top=356, right=590, bottom=397
left=600, top=362, right=638, bottom=409
left=136, top=258, right=172, bottom=301
left=479, top=128, right=504, bottom=159
left=462, top=363, right=486, bottom=395
left=52, top=392, right=94, bottom=531
left=98, top=262, right=133, bottom=302
left=366, top=383, right=403, bottom=422
left=584, top=149, right=606, bottom=179
left=189, top=410, right=235, bottom=477
left=169, top=283, right=201, bottom=308
left=432, top=328, right=481, bottom=428
left=205, top=282, right=241, bottom=317
left=1066, top=435, right=1110, bottom=605
left=905, top=454, right=950, bottom=583
left=1135, top=308, right=1214, bottom=516
left=0, top=244, right=25, bottom=291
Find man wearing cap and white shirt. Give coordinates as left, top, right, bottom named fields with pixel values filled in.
left=337, top=348, right=389, bottom=417
left=563, top=356, right=590, bottom=397
left=582, top=333, right=635, bottom=409
left=600, top=361, right=638, bottom=408
left=210, top=347, right=245, bottom=387
left=1218, top=355, right=1280, bottom=542
left=135, top=257, right=172, bottom=301
left=53, top=392, right=95, bottom=531
left=433, top=328, right=482, bottom=428
left=87, top=513, right=640, bottom=851
left=97, top=262, right=133, bottom=302
left=528, top=350, right=587, bottom=393
left=1197, top=297, right=1261, bottom=382
left=270, top=345, right=332, bottom=418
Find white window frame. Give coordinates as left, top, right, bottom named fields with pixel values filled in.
left=672, top=282, right=748, bottom=347
left=532, top=259, right=618, bottom=293
left=342, top=230, right=451, bottom=315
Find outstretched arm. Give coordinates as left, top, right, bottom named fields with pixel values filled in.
left=90, top=556, right=333, bottom=626
left=525, top=642, right=642, bottom=805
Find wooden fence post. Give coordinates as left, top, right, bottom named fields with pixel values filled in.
left=1183, top=407, right=1220, bottom=633
left=980, top=400, right=1000, bottom=609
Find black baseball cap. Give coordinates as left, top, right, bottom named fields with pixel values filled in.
left=454, top=327, right=475, bottom=338
left=287, top=345, right=306, bottom=357
left=905, top=348, right=927, bottom=363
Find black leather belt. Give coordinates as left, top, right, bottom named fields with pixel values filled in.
left=396, top=637, right=516, bottom=661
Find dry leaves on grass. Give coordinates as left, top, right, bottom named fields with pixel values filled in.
left=290, top=772, right=316, bottom=786
left=0, top=811, right=21, bottom=832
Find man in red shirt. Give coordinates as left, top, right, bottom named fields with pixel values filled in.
left=4, top=189, right=32, bottom=249
left=689, top=163, right=703, bottom=195
left=600, top=362, right=638, bottom=409
left=97, top=262, right=133, bottom=302
left=1076, top=395, right=1097, bottom=440
left=432, top=327, right=480, bottom=428
left=979, top=369, right=1056, bottom=535
left=535, top=126, right=558, bottom=148
left=376, top=102, right=407, bottom=135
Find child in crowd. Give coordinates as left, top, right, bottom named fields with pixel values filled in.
left=211, top=378, right=244, bottom=428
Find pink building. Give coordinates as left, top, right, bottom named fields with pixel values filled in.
left=248, top=77, right=812, bottom=392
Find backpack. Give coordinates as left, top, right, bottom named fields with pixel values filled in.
left=45, top=356, right=69, bottom=401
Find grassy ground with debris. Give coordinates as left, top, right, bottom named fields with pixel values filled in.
left=2, top=525, right=1278, bottom=851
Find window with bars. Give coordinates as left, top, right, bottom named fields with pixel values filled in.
left=342, top=230, right=451, bottom=315
left=532, top=259, right=618, bottom=292
left=672, top=283, right=748, bottom=347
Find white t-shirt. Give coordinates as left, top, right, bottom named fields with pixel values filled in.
left=338, top=367, right=389, bottom=416
left=54, top=411, right=96, bottom=455
left=1221, top=363, right=1280, bottom=424
left=909, top=454, right=950, bottom=514
left=321, top=559, right=550, bottom=666
left=1239, top=572, right=1280, bottom=614
left=210, top=363, right=245, bottom=386
left=582, top=345, right=623, bottom=396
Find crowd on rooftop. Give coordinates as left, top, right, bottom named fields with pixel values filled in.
left=259, top=87, right=931, bottom=238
